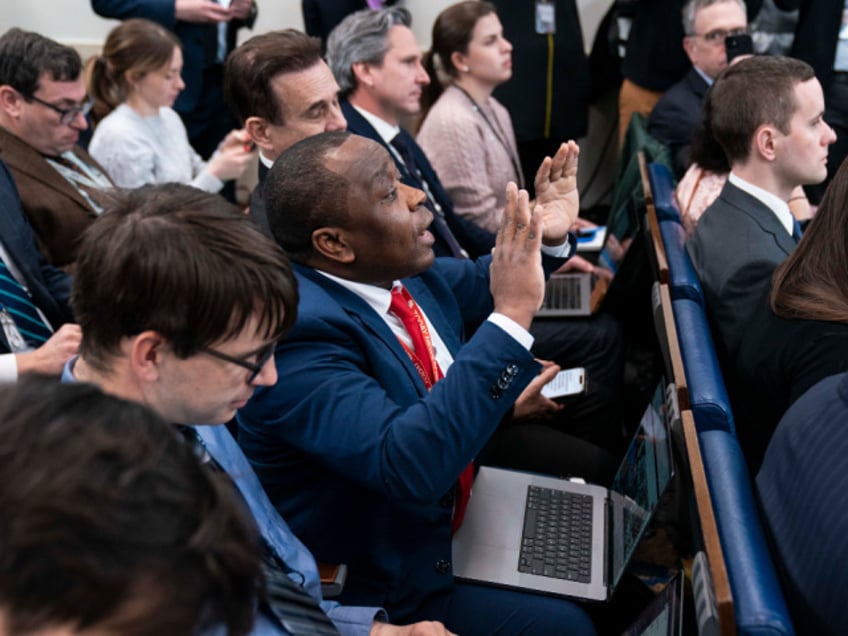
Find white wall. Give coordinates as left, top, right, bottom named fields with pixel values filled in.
left=2, top=1, right=612, bottom=54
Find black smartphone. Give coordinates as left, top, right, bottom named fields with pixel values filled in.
left=726, top=33, right=753, bottom=63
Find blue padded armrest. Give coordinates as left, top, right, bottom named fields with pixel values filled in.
left=672, top=297, right=735, bottom=434
left=659, top=219, right=704, bottom=305
left=648, top=162, right=677, bottom=213
left=699, top=430, right=795, bottom=636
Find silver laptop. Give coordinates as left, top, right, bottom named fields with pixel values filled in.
left=452, top=382, right=677, bottom=601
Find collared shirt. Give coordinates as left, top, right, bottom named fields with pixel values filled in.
left=728, top=172, right=794, bottom=236
left=0, top=242, right=55, bottom=383
left=316, top=271, right=535, bottom=372
left=693, top=65, right=714, bottom=86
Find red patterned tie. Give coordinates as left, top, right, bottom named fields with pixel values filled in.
left=389, top=285, right=474, bottom=533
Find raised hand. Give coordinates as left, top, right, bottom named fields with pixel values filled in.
left=533, top=140, right=580, bottom=246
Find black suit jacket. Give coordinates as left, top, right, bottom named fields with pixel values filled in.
left=302, top=0, right=397, bottom=45
left=648, top=67, right=709, bottom=178
left=342, top=100, right=496, bottom=259
left=785, top=0, right=843, bottom=94
left=248, top=160, right=272, bottom=237
left=0, top=160, right=73, bottom=354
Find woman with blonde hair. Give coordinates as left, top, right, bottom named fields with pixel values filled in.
left=87, top=19, right=253, bottom=193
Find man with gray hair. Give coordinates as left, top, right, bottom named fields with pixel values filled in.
left=648, top=0, right=748, bottom=176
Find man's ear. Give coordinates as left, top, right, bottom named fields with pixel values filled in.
left=753, top=123, right=778, bottom=162
left=682, top=36, right=698, bottom=65
left=312, top=227, right=356, bottom=264
left=351, top=61, right=375, bottom=89
left=0, top=85, right=24, bottom=118
left=244, top=116, right=276, bottom=155
left=128, top=330, right=169, bottom=383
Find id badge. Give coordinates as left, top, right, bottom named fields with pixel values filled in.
left=535, top=1, right=556, bottom=35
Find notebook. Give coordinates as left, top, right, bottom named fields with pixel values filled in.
left=452, top=381, right=677, bottom=602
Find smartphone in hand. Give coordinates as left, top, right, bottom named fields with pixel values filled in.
left=541, top=367, right=587, bottom=399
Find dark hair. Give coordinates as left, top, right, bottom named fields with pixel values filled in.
left=224, top=29, right=322, bottom=126
left=87, top=19, right=180, bottom=125
left=421, top=1, right=496, bottom=117
left=688, top=92, right=730, bottom=173
left=707, top=55, right=814, bottom=164
left=770, top=156, right=848, bottom=322
left=71, top=183, right=298, bottom=372
left=0, top=377, right=262, bottom=636
left=326, top=7, right=412, bottom=98
left=264, top=130, right=353, bottom=262
left=0, top=28, right=82, bottom=97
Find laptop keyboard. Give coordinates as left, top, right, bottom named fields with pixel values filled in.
left=541, top=275, right=583, bottom=311
left=518, top=485, right=593, bottom=583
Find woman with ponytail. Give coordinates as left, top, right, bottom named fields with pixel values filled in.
left=87, top=19, right=253, bottom=193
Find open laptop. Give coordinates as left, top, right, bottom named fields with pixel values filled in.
left=452, top=381, right=677, bottom=602
left=538, top=198, right=642, bottom=317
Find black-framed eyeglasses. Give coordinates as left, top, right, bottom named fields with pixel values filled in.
left=27, top=94, right=94, bottom=125
left=200, top=343, right=276, bottom=383
left=690, top=26, right=748, bottom=44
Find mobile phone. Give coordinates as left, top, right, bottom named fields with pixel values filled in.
left=541, top=367, right=587, bottom=399
left=725, top=33, right=753, bottom=64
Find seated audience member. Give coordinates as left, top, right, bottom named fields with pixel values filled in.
left=676, top=117, right=810, bottom=236
left=417, top=1, right=522, bottom=234
left=687, top=55, right=835, bottom=364
left=327, top=6, right=625, bottom=403
left=0, top=377, right=262, bottom=636
left=648, top=0, right=748, bottom=178
left=87, top=19, right=253, bottom=192
left=237, top=131, right=600, bottom=634
left=224, top=29, right=346, bottom=234
left=732, top=156, right=848, bottom=471
left=757, top=371, right=848, bottom=635
left=0, top=158, right=79, bottom=381
left=67, top=183, right=445, bottom=635
left=0, top=28, right=114, bottom=268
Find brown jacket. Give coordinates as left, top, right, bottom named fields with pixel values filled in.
left=0, top=127, right=113, bottom=268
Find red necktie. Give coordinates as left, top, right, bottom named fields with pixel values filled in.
left=389, top=285, right=474, bottom=533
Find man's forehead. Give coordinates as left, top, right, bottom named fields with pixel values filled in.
left=271, top=62, right=338, bottom=108
left=695, top=0, right=747, bottom=25
left=36, top=73, right=85, bottom=100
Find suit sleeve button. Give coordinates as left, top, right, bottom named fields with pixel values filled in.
left=434, top=559, right=451, bottom=574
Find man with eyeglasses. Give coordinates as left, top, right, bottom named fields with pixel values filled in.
left=63, top=181, right=453, bottom=636
left=648, top=0, right=749, bottom=177
left=0, top=28, right=114, bottom=269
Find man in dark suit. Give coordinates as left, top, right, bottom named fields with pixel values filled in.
left=91, top=0, right=257, bottom=161
left=224, top=29, right=346, bottom=235
left=649, top=0, right=748, bottom=177
left=0, top=159, right=79, bottom=381
left=237, top=130, right=598, bottom=634
left=757, top=371, right=848, bottom=635
left=0, top=28, right=114, bottom=268
left=302, top=0, right=397, bottom=48
left=687, top=55, right=836, bottom=363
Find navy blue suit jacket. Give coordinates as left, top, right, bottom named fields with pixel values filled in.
left=90, top=0, right=255, bottom=113
left=237, top=255, right=560, bottom=623
left=0, top=160, right=72, bottom=354
left=341, top=100, right=495, bottom=260
left=648, top=67, right=709, bottom=178
left=784, top=0, right=842, bottom=94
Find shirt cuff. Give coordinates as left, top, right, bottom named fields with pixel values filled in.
left=487, top=313, right=535, bottom=351
left=541, top=233, right=575, bottom=259
left=0, top=353, right=19, bottom=383
left=193, top=169, right=225, bottom=193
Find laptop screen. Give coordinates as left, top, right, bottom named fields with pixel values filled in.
left=607, top=382, right=674, bottom=589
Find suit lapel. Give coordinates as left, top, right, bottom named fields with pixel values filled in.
left=0, top=128, right=100, bottom=213
left=295, top=265, right=430, bottom=395
left=722, top=181, right=796, bottom=256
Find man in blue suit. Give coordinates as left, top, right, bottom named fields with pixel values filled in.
left=63, top=183, right=450, bottom=635
left=90, top=0, right=257, bottom=161
left=237, top=131, right=598, bottom=635
left=0, top=158, right=79, bottom=381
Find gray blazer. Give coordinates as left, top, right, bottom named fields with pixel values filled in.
left=687, top=180, right=797, bottom=361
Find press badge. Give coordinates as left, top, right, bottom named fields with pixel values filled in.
left=535, top=1, right=556, bottom=35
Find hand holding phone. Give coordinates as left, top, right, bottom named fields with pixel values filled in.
left=541, top=367, right=587, bottom=399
